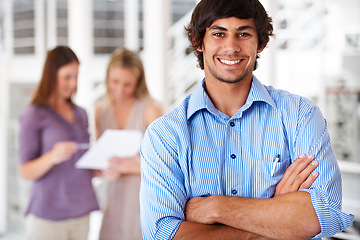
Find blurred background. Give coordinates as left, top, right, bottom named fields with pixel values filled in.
left=0, top=0, right=359, bottom=239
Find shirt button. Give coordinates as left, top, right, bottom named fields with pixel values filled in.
left=230, top=122, right=235, bottom=127
left=200, top=193, right=210, bottom=197
left=231, top=154, right=236, bottom=159
left=231, top=189, right=237, bottom=195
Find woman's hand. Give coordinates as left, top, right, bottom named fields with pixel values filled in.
left=101, top=155, right=141, bottom=181
left=49, top=141, right=78, bottom=165
left=20, top=141, right=78, bottom=180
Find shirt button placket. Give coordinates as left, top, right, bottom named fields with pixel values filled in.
left=229, top=120, right=237, bottom=196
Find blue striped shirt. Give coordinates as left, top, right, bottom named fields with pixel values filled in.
left=140, top=76, right=354, bottom=239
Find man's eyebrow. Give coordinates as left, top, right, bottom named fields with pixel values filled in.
left=209, top=25, right=255, bottom=31
left=209, top=26, right=227, bottom=31
left=237, top=25, right=255, bottom=31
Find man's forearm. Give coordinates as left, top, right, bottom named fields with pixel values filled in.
left=173, top=221, right=269, bottom=240
left=207, top=192, right=320, bottom=240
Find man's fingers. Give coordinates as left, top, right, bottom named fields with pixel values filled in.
left=274, top=154, right=319, bottom=197
left=285, top=155, right=315, bottom=183
left=292, top=158, right=318, bottom=183
left=299, top=171, right=319, bottom=190
left=281, top=154, right=307, bottom=181
left=292, top=155, right=315, bottom=175
left=299, top=160, right=318, bottom=181
left=277, top=154, right=308, bottom=189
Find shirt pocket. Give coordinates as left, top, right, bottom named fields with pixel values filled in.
left=257, top=155, right=291, bottom=197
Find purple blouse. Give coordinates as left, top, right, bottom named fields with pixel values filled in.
left=19, top=104, right=99, bottom=220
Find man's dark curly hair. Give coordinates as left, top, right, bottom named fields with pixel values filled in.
left=185, top=0, right=274, bottom=70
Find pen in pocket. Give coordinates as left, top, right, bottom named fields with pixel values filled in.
left=270, top=154, right=280, bottom=177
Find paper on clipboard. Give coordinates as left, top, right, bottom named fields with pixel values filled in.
left=76, top=129, right=143, bottom=169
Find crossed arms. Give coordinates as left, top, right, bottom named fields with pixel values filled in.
left=173, top=154, right=321, bottom=240
left=140, top=150, right=326, bottom=240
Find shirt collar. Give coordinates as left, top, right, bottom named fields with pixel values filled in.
left=187, top=79, right=214, bottom=120
left=247, top=75, right=276, bottom=109
left=187, top=76, right=276, bottom=120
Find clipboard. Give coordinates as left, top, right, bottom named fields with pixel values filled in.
left=76, top=129, right=143, bottom=169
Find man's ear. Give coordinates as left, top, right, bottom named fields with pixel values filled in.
left=191, top=36, right=202, bottom=52
left=195, top=41, right=203, bottom=52
left=257, top=44, right=266, bottom=53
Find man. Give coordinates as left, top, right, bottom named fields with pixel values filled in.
left=140, top=0, right=354, bottom=239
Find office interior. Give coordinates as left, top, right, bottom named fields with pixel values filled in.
left=0, top=0, right=359, bottom=239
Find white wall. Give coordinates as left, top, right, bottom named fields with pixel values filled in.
left=0, top=58, right=9, bottom=235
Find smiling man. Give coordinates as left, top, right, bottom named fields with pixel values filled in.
left=140, top=0, right=354, bottom=239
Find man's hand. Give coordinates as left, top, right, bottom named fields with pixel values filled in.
left=185, top=196, right=218, bottom=224
left=274, top=154, right=318, bottom=197
left=184, top=196, right=272, bottom=240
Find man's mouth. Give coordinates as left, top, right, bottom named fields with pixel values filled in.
left=219, top=58, right=242, bottom=65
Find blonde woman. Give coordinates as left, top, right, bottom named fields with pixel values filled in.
left=95, top=48, right=162, bottom=240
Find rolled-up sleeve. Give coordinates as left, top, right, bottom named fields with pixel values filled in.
left=140, top=119, right=187, bottom=240
left=295, top=99, right=354, bottom=238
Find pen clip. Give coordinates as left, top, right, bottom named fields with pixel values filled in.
left=270, top=154, right=280, bottom=177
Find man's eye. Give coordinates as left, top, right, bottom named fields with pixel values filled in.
left=213, top=32, right=224, bottom=37
left=239, top=32, right=251, bottom=38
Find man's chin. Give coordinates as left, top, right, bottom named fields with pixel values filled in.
left=216, top=76, right=246, bottom=84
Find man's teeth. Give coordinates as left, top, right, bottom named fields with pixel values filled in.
left=220, top=59, right=241, bottom=65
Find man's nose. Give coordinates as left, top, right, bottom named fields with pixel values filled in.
left=224, top=35, right=241, bottom=53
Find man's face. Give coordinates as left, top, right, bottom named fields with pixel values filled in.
left=200, top=17, right=263, bottom=84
